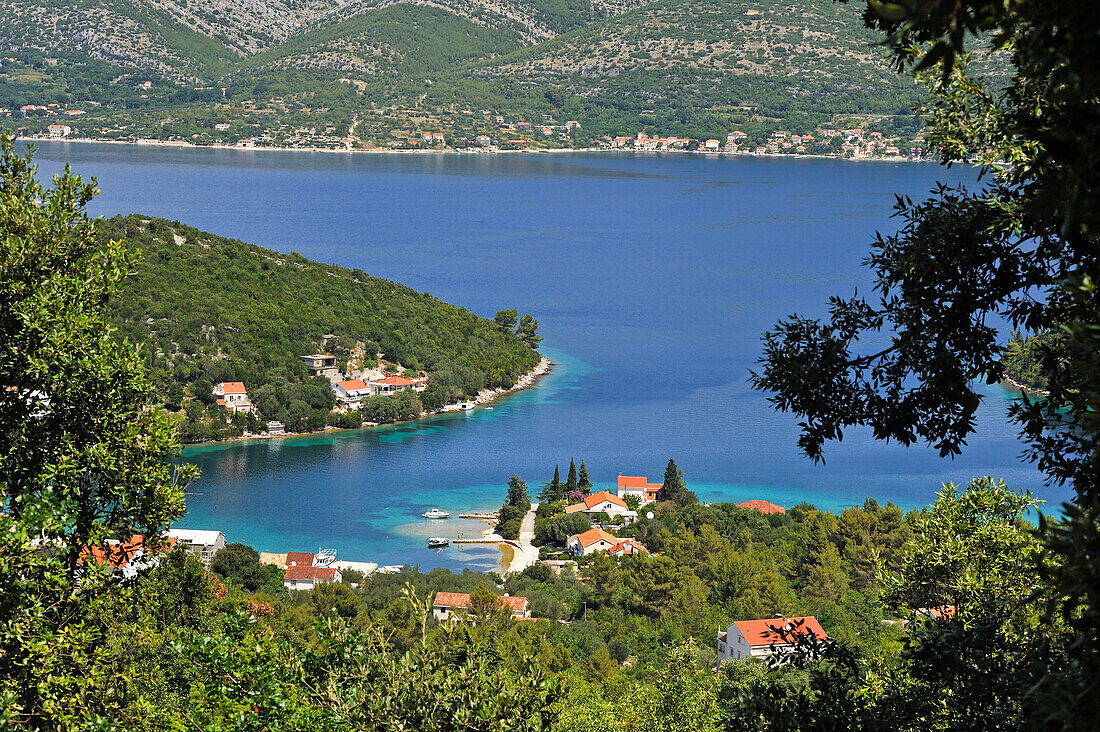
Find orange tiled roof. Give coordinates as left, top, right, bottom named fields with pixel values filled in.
left=374, top=376, right=418, bottom=386
left=337, top=379, right=368, bottom=391
left=220, top=381, right=246, bottom=394
left=566, top=491, right=629, bottom=513
left=81, top=535, right=176, bottom=569
left=610, top=539, right=648, bottom=555
left=285, top=551, right=315, bottom=567
left=574, top=527, right=617, bottom=547
left=433, top=591, right=528, bottom=612
left=735, top=616, right=827, bottom=647
left=284, top=565, right=338, bottom=581
left=737, top=500, right=786, bottom=515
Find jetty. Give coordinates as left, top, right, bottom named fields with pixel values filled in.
left=458, top=512, right=499, bottom=521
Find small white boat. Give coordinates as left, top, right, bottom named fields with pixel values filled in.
left=422, top=508, right=450, bottom=519
left=427, top=537, right=450, bottom=548
left=485, top=407, right=494, bottom=411
left=314, top=548, right=337, bottom=566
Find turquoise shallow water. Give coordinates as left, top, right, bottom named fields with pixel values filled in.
left=32, top=144, right=1071, bottom=570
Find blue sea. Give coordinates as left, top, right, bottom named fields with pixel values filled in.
left=32, top=143, right=1069, bottom=572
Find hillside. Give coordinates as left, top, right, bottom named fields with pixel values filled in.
left=0, top=0, right=945, bottom=148
left=98, top=215, right=539, bottom=438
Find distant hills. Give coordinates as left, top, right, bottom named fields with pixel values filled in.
left=2, top=0, right=1002, bottom=148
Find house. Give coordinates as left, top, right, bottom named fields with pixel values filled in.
left=727, top=131, right=747, bottom=142
left=281, top=551, right=342, bottom=590
left=47, top=124, right=71, bottom=138
left=266, top=420, right=285, bottom=435
left=609, top=538, right=649, bottom=557
left=737, top=500, right=785, bottom=515
left=716, top=616, right=827, bottom=664
left=213, top=382, right=254, bottom=413
left=616, top=475, right=663, bottom=506
left=369, top=375, right=424, bottom=395
left=432, top=591, right=529, bottom=621
left=237, top=138, right=255, bottom=148
left=284, top=564, right=341, bottom=590
left=566, top=527, right=619, bottom=556
left=300, top=353, right=340, bottom=378
left=564, top=490, right=637, bottom=524
left=566, top=120, right=580, bottom=130
left=81, top=534, right=176, bottom=580
left=476, top=135, right=492, bottom=146
left=704, top=139, right=720, bottom=151
left=214, top=123, right=230, bottom=131
left=433, top=132, right=445, bottom=143
left=333, top=379, right=372, bottom=407
left=165, top=528, right=225, bottom=563
left=64, top=110, right=85, bottom=116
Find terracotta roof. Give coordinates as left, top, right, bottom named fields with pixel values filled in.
left=337, top=379, right=368, bottom=391
left=284, top=565, right=338, bottom=581
left=573, top=527, right=617, bottom=548
left=374, top=375, right=418, bottom=386
left=566, top=491, right=629, bottom=513
left=218, top=381, right=246, bottom=394
left=617, top=475, right=662, bottom=491
left=81, top=535, right=176, bottom=569
left=610, top=539, right=648, bottom=555
left=734, top=616, right=827, bottom=647
left=737, top=500, right=786, bottom=515
left=285, top=551, right=315, bottom=567
left=433, top=591, right=528, bottom=612
left=915, top=605, right=956, bottom=619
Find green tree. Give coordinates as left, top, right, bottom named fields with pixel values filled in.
left=540, top=464, right=563, bottom=503
left=494, top=308, right=518, bottom=330
left=311, top=582, right=360, bottom=620
left=565, top=457, right=578, bottom=495
left=578, top=459, right=593, bottom=495
left=658, top=458, right=697, bottom=505
left=518, top=313, right=542, bottom=348
left=649, top=641, right=719, bottom=732
left=0, top=136, right=194, bottom=726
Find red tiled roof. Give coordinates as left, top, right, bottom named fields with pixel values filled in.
left=573, top=527, right=617, bottom=548
left=284, top=565, right=338, bottom=581
left=374, top=376, right=418, bottom=386
left=734, top=616, right=826, bottom=647
left=220, top=381, right=246, bottom=394
left=285, top=551, right=315, bottom=567
left=81, top=535, right=176, bottom=569
left=915, top=605, right=956, bottom=619
left=617, top=475, right=662, bottom=492
left=433, top=591, right=528, bottom=612
left=610, top=539, right=648, bottom=555
left=737, top=500, right=786, bottom=515
left=337, top=379, right=368, bottom=391
left=566, top=491, right=629, bottom=513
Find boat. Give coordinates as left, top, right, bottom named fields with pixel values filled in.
left=485, top=406, right=494, bottom=411
left=422, top=508, right=450, bottom=519
left=314, top=548, right=337, bottom=566
left=427, top=537, right=450, bottom=548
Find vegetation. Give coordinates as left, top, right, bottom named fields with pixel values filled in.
left=496, top=474, right=532, bottom=540
left=1000, top=331, right=1064, bottom=392
left=96, top=214, right=538, bottom=440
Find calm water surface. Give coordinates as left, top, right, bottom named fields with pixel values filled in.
left=34, top=143, right=1068, bottom=571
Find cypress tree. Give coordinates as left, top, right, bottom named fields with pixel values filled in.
left=578, top=460, right=593, bottom=495
left=540, top=465, right=562, bottom=503
left=565, top=457, right=578, bottom=495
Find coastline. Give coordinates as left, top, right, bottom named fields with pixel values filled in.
left=24, top=136, right=934, bottom=164
left=182, top=355, right=553, bottom=449
left=1000, top=377, right=1050, bottom=398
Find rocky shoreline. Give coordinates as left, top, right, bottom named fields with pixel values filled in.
left=1000, top=376, right=1050, bottom=398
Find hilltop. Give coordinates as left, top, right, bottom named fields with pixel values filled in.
left=98, top=215, right=540, bottom=439
left=0, top=0, right=982, bottom=150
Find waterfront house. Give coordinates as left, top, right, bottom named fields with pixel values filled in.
left=564, top=491, right=638, bottom=524
left=616, top=475, right=663, bottom=506
left=284, top=564, right=341, bottom=590
left=705, top=139, right=720, bottom=151
left=333, top=379, right=372, bottom=407
left=432, top=591, right=529, bottom=621
left=266, top=420, right=285, bottom=435
left=716, top=616, right=827, bottom=665
left=609, top=538, right=649, bottom=557
left=213, top=382, right=254, bottom=413
left=165, top=528, right=225, bottom=563
left=566, top=527, right=619, bottom=556
left=737, top=500, right=786, bottom=515
left=476, top=135, right=492, bottom=146
left=47, top=124, right=71, bottom=137
left=369, top=375, right=425, bottom=395
left=299, top=353, right=340, bottom=378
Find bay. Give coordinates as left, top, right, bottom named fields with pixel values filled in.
left=32, top=142, right=1067, bottom=572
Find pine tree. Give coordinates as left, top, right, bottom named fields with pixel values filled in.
left=578, top=460, right=593, bottom=495
left=658, top=458, right=695, bottom=505
left=565, top=457, right=578, bottom=496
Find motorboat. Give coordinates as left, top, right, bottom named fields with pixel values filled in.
left=422, top=508, right=450, bottom=519
left=314, top=548, right=337, bottom=566
left=427, top=537, right=450, bottom=548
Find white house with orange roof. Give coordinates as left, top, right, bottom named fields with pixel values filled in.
left=717, top=616, right=827, bottom=664
left=47, top=124, right=71, bottom=137
left=213, top=382, right=254, bottom=413
left=616, top=475, right=663, bottom=506
left=369, top=375, right=426, bottom=395
left=333, top=379, right=372, bottom=407
left=432, top=591, right=529, bottom=621
left=566, top=527, right=619, bottom=556
left=564, top=491, right=638, bottom=524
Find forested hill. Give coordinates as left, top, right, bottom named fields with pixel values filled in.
left=0, top=0, right=995, bottom=148
left=99, top=215, right=538, bottom=434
